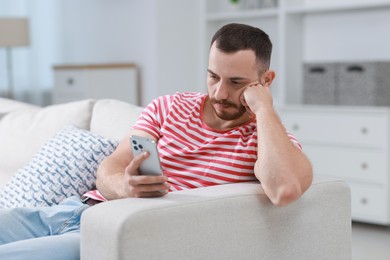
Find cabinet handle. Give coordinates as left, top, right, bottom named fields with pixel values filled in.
left=347, top=65, right=365, bottom=73
left=361, top=127, right=368, bottom=134
left=360, top=198, right=368, bottom=205
left=361, top=162, right=368, bottom=170
left=309, top=67, right=325, bottom=73
left=292, top=124, right=299, bottom=131
left=67, top=78, right=75, bottom=86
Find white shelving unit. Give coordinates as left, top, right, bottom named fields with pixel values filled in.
left=201, top=0, right=390, bottom=225
left=201, top=0, right=390, bottom=105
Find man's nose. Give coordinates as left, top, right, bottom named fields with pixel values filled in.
left=214, top=81, right=229, bottom=100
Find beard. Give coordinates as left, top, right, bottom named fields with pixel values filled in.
left=210, top=98, right=247, bottom=121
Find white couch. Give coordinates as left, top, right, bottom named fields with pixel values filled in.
left=0, top=98, right=352, bottom=260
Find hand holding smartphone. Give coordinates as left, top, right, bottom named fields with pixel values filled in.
left=130, top=135, right=163, bottom=176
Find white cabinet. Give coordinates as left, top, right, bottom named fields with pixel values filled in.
left=201, top=0, right=390, bottom=106
left=279, top=105, right=390, bottom=225
left=52, top=64, right=139, bottom=105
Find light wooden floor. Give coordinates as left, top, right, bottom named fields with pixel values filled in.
left=352, top=222, right=390, bottom=260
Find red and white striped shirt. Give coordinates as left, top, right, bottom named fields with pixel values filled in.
left=132, top=92, right=301, bottom=192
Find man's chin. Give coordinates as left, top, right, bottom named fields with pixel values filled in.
left=210, top=100, right=247, bottom=121
left=215, top=109, right=244, bottom=121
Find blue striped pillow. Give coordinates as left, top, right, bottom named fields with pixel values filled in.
left=0, top=125, right=118, bottom=208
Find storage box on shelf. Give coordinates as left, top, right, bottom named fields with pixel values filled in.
left=52, top=63, right=139, bottom=105
left=303, top=61, right=390, bottom=106
left=338, top=62, right=390, bottom=106
left=303, top=63, right=338, bottom=105
left=278, top=105, right=390, bottom=225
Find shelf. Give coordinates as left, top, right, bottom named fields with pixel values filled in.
left=206, top=1, right=390, bottom=19
left=285, top=1, right=390, bottom=15
left=206, top=8, right=278, bottom=21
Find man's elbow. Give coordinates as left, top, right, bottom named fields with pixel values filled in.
left=269, top=184, right=303, bottom=206
left=270, top=175, right=313, bottom=206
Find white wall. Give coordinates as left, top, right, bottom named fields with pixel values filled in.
left=57, top=0, right=203, bottom=105
left=155, top=0, right=203, bottom=99
left=303, top=8, right=390, bottom=62
left=0, top=0, right=28, bottom=99
left=57, top=0, right=160, bottom=105
left=26, top=0, right=61, bottom=104
left=0, top=0, right=60, bottom=105
left=1, top=0, right=202, bottom=106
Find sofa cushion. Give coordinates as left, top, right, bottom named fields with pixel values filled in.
left=0, top=98, right=39, bottom=120
left=0, top=125, right=118, bottom=208
left=90, top=99, right=143, bottom=141
left=0, top=100, right=95, bottom=186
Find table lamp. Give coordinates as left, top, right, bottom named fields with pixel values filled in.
left=0, top=18, right=30, bottom=99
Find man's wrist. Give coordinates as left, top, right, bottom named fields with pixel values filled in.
left=253, top=105, right=276, bottom=118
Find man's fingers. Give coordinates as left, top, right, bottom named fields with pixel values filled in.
left=123, top=152, right=170, bottom=198
left=245, top=81, right=260, bottom=88
left=128, top=175, right=168, bottom=185
left=126, top=151, right=149, bottom=176
left=135, top=190, right=168, bottom=198
left=130, top=182, right=170, bottom=198
left=135, top=182, right=170, bottom=193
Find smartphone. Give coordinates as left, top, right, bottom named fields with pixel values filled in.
left=130, top=135, right=163, bottom=176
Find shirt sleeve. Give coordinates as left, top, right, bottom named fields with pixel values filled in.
left=132, top=95, right=172, bottom=139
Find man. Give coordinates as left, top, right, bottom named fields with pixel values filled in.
left=95, top=23, right=312, bottom=205
left=0, top=23, right=312, bottom=259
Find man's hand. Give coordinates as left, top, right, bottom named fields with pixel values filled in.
left=95, top=130, right=170, bottom=200
left=123, top=151, right=170, bottom=198
left=240, top=82, right=273, bottom=115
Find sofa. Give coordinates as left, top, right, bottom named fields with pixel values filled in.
left=0, top=97, right=352, bottom=260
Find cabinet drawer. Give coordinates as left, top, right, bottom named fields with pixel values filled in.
left=304, top=145, right=387, bottom=183
left=54, top=70, right=87, bottom=93
left=281, top=111, right=387, bottom=147
left=350, top=183, right=389, bottom=225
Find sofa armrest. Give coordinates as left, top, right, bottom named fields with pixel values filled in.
left=80, top=176, right=351, bottom=260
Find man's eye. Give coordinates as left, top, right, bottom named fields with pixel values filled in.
left=231, top=80, right=244, bottom=86
left=209, top=74, right=218, bottom=80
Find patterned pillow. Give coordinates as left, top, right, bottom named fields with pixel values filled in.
left=0, top=125, right=118, bottom=208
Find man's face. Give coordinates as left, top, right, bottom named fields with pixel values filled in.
left=207, top=42, right=259, bottom=121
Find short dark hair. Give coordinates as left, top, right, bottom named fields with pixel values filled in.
left=210, top=23, right=272, bottom=72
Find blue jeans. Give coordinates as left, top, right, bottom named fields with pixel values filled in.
left=0, top=196, right=89, bottom=260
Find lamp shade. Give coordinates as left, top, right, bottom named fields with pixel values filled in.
left=0, top=18, right=29, bottom=47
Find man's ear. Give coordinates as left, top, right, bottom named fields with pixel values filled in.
left=260, top=70, right=276, bottom=87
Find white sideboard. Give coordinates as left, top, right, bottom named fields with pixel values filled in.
left=52, top=64, right=139, bottom=105
left=279, top=105, right=390, bottom=225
